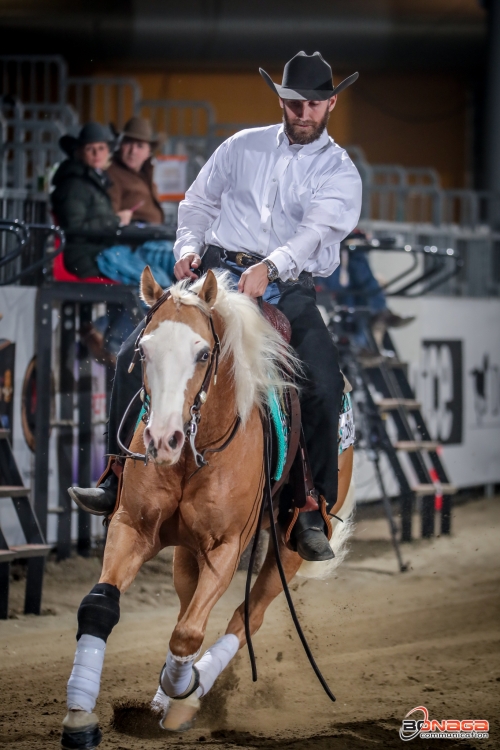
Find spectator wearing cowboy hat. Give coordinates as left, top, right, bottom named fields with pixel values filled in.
left=51, top=122, right=131, bottom=278
left=52, top=121, right=173, bottom=287
left=107, top=117, right=165, bottom=226
left=51, top=121, right=175, bottom=360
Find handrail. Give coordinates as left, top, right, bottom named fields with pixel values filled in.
left=0, top=221, right=66, bottom=286
left=340, top=236, right=463, bottom=297
left=64, top=223, right=176, bottom=243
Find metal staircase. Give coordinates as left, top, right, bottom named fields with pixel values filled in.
left=330, top=316, right=456, bottom=573
left=360, top=331, right=456, bottom=540
left=0, top=426, right=51, bottom=618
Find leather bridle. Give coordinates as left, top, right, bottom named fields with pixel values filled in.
left=117, top=288, right=240, bottom=467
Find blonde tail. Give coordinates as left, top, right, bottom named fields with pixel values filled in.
left=297, top=480, right=356, bottom=580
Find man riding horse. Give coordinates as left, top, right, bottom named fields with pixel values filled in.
left=71, top=51, right=362, bottom=563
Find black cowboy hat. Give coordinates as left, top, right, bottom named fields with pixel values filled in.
left=59, top=122, right=115, bottom=157
left=260, top=51, right=358, bottom=101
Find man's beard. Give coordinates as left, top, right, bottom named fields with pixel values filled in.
left=283, top=107, right=330, bottom=145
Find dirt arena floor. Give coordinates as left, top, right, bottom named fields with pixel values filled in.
left=1, top=496, right=499, bottom=750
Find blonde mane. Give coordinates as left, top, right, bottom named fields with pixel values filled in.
left=168, top=272, right=299, bottom=423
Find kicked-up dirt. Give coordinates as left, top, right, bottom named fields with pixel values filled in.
left=0, top=496, right=499, bottom=749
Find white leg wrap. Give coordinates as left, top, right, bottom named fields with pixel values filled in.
left=160, top=648, right=200, bottom=698
left=151, top=683, right=171, bottom=719
left=195, top=634, right=239, bottom=698
left=67, top=635, right=106, bottom=713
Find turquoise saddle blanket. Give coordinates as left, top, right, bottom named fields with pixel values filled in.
left=268, top=389, right=355, bottom=482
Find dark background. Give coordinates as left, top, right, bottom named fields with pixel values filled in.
left=0, top=0, right=497, bottom=192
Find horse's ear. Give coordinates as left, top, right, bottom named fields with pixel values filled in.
left=198, top=269, right=218, bottom=306
left=140, top=266, right=164, bottom=307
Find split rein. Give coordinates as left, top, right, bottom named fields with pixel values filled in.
left=116, top=288, right=241, bottom=469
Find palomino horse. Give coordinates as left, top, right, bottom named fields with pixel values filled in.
left=61, top=268, right=354, bottom=748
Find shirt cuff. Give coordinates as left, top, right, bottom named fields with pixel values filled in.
left=174, top=242, right=204, bottom=260
left=266, top=248, right=295, bottom=280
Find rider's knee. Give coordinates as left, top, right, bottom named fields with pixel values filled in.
left=77, top=582, right=120, bottom=642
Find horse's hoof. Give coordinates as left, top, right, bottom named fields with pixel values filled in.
left=160, top=693, right=200, bottom=732
left=61, top=711, right=102, bottom=749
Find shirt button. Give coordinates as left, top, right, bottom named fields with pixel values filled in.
left=263, top=229, right=267, bottom=233
left=266, top=203, right=270, bottom=208
left=272, top=179, right=277, bottom=182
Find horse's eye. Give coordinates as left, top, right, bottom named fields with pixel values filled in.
left=197, top=350, right=209, bottom=363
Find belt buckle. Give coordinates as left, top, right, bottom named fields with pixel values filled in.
left=235, top=252, right=252, bottom=267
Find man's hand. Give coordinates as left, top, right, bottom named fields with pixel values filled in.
left=238, top=262, right=269, bottom=298
left=174, top=253, right=202, bottom=280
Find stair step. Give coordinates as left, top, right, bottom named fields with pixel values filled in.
left=377, top=398, right=420, bottom=412
left=0, top=486, right=30, bottom=498
left=414, top=483, right=456, bottom=496
left=0, top=549, right=16, bottom=562
left=10, top=544, right=52, bottom=559
left=395, top=440, right=441, bottom=452
left=360, top=356, right=406, bottom=369
left=0, top=429, right=11, bottom=440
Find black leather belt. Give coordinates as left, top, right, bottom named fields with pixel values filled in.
left=201, top=244, right=314, bottom=289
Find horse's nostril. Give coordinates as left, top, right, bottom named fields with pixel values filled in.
left=168, top=434, right=178, bottom=450
left=148, top=440, right=158, bottom=459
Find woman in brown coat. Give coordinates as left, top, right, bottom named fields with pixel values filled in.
left=107, top=117, right=164, bottom=225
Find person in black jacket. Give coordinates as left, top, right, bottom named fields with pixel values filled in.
left=51, top=123, right=133, bottom=278
left=52, top=122, right=174, bottom=286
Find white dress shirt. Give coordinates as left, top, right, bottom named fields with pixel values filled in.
left=174, top=124, right=362, bottom=280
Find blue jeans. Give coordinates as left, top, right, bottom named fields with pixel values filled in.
left=320, top=250, right=386, bottom=313
left=94, top=241, right=174, bottom=354
left=96, top=240, right=175, bottom=287
left=224, top=260, right=282, bottom=305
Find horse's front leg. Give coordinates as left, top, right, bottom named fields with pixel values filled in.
left=61, top=515, right=159, bottom=749
left=154, top=538, right=241, bottom=731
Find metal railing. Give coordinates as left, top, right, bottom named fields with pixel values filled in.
left=348, top=146, right=500, bottom=229
left=0, top=55, right=68, bottom=106
left=0, top=118, right=64, bottom=190
left=0, top=191, right=53, bottom=285
left=67, top=77, right=141, bottom=131
left=137, top=99, right=216, bottom=142
left=360, top=219, right=500, bottom=298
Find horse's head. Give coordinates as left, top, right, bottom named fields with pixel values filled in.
left=139, top=266, right=219, bottom=465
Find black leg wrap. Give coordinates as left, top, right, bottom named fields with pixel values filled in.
left=61, top=726, right=102, bottom=750
left=76, top=583, right=120, bottom=642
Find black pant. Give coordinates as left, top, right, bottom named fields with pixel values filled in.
left=107, top=284, right=344, bottom=510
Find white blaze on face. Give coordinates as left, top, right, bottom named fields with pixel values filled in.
left=141, top=320, right=210, bottom=464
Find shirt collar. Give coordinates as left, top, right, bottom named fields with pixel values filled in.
left=276, top=123, right=331, bottom=156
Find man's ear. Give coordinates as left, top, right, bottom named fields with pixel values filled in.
left=197, top=269, right=218, bottom=307
left=140, top=266, right=164, bottom=307
left=279, top=98, right=284, bottom=110
left=328, top=95, right=337, bottom=112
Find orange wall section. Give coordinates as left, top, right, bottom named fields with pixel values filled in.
left=98, top=67, right=467, bottom=188
left=133, top=70, right=353, bottom=147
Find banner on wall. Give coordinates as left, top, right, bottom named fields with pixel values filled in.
left=389, top=296, right=500, bottom=488
left=351, top=297, right=500, bottom=501
left=153, top=155, right=188, bottom=201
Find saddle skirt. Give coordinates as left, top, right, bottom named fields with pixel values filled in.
left=262, top=301, right=291, bottom=344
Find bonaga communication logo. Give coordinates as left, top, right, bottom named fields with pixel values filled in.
left=399, top=705, right=489, bottom=741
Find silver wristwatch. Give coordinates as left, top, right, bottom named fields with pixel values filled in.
left=262, top=258, right=280, bottom=283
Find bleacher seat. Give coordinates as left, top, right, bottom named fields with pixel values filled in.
left=53, top=247, right=117, bottom=284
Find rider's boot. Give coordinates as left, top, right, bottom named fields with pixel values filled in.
left=288, top=495, right=334, bottom=563
left=292, top=509, right=335, bottom=562
left=68, top=458, right=121, bottom=517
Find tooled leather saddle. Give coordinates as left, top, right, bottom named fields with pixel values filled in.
left=260, top=302, right=333, bottom=549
